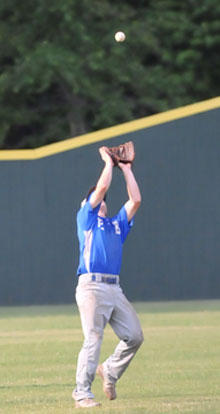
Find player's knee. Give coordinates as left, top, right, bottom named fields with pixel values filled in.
left=83, top=328, right=103, bottom=347
left=126, top=328, right=144, bottom=348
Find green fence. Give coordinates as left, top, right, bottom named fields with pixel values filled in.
left=1, top=101, right=220, bottom=304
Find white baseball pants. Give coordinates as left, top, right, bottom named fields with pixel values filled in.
left=73, top=275, right=144, bottom=401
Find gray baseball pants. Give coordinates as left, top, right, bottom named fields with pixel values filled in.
left=73, top=274, right=144, bottom=401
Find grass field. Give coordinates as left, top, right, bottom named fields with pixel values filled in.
left=0, top=300, right=220, bottom=414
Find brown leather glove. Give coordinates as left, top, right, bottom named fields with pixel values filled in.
left=106, top=141, right=135, bottom=167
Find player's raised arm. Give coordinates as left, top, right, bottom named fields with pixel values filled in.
left=118, top=162, right=141, bottom=222
left=90, top=147, right=114, bottom=209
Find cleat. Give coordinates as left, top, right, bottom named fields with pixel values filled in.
left=96, top=364, right=117, bottom=400
left=75, top=398, right=101, bottom=408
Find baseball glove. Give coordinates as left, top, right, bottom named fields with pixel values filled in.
left=106, top=141, right=135, bottom=166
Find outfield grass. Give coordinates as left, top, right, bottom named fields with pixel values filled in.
left=0, top=300, right=220, bottom=414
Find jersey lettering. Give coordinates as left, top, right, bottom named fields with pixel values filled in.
left=97, top=217, right=104, bottom=231
left=112, top=220, right=121, bottom=235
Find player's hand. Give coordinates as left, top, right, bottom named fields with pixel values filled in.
left=118, top=162, right=132, bottom=171
left=99, top=147, right=114, bottom=166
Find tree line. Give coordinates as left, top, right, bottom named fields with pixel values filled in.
left=0, top=0, right=220, bottom=149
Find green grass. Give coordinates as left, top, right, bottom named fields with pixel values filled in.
left=0, top=300, right=220, bottom=414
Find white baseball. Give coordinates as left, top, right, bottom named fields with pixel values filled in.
left=115, top=31, right=126, bottom=42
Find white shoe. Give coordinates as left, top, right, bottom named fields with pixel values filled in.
left=75, top=398, right=101, bottom=408
left=96, top=364, right=117, bottom=400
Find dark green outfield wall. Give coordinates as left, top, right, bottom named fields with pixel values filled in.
left=1, top=108, right=220, bottom=305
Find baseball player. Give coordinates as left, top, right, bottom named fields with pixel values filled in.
left=72, top=146, right=144, bottom=408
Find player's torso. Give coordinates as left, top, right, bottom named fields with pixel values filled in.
left=80, top=215, right=123, bottom=275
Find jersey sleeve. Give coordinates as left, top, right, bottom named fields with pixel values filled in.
left=77, top=196, right=101, bottom=230
left=115, top=205, right=134, bottom=243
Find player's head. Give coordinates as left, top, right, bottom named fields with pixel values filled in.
left=86, top=185, right=107, bottom=217
left=81, top=185, right=107, bottom=210
left=86, top=185, right=107, bottom=202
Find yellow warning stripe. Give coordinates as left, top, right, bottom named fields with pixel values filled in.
left=0, top=97, right=219, bottom=160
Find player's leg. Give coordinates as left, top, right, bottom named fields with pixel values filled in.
left=101, top=285, right=144, bottom=386
left=73, top=282, right=113, bottom=401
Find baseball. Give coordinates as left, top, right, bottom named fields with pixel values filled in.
left=114, top=31, right=126, bottom=42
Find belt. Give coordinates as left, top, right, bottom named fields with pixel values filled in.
left=79, top=273, right=120, bottom=285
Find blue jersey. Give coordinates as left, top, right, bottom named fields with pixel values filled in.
left=76, top=197, right=134, bottom=276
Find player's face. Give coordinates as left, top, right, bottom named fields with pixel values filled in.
left=98, top=200, right=107, bottom=217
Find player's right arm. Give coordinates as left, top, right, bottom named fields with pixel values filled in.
left=90, top=147, right=114, bottom=208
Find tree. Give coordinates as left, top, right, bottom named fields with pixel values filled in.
left=0, top=0, right=220, bottom=149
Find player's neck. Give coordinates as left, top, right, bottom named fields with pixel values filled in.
left=98, top=212, right=107, bottom=218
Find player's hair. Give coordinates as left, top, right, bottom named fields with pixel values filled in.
left=86, top=185, right=107, bottom=202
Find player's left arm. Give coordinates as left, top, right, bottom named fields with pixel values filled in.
left=118, top=162, right=141, bottom=222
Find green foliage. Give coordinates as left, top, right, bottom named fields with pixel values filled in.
left=0, top=0, right=220, bottom=148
